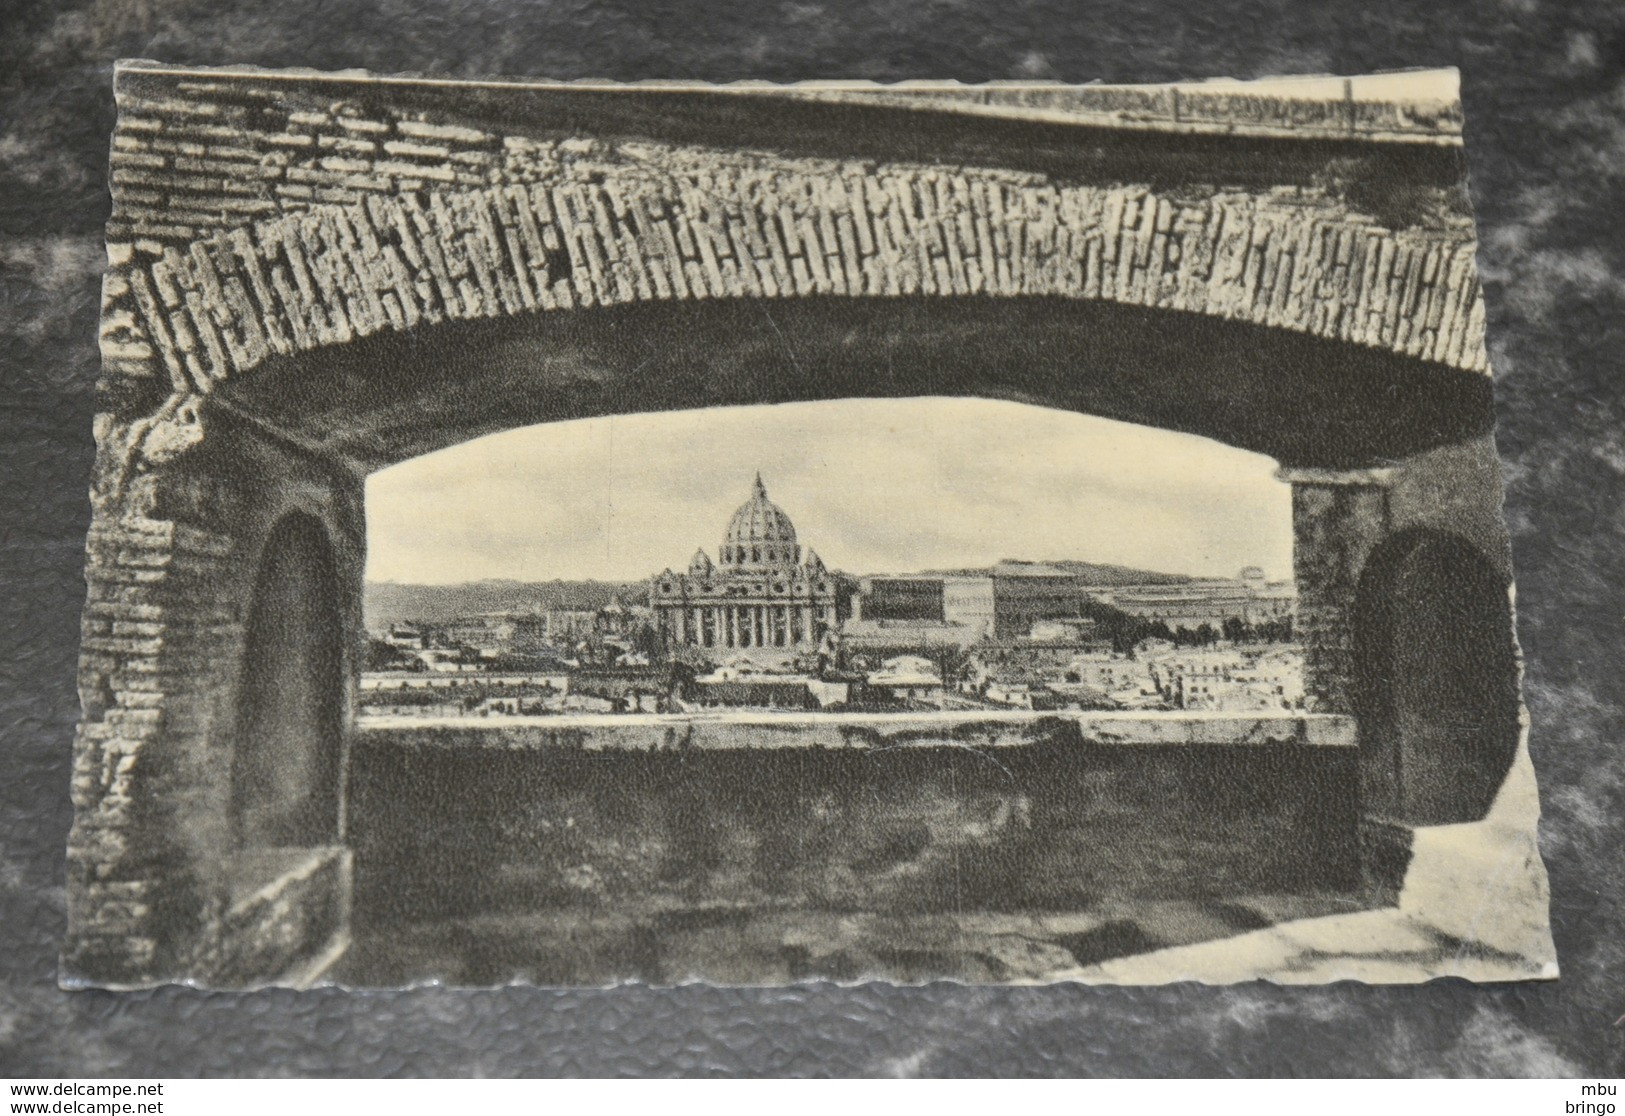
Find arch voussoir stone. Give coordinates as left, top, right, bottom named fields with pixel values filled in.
left=106, top=137, right=1489, bottom=417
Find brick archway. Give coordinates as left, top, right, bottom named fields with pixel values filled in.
left=98, top=66, right=1488, bottom=461
left=67, top=67, right=1518, bottom=987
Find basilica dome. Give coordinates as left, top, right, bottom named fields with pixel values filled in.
left=721, top=474, right=801, bottom=569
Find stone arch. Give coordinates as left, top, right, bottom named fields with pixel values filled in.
left=71, top=68, right=1517, bottom=986
left=230, top=510, right=347, bottom=850
left=1352, top=528, right=1520, bottom=825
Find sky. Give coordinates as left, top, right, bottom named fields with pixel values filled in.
left=364, top=397, right=1293, bottom=584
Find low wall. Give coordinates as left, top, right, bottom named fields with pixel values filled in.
left=346, top=714, right=1360, bottom=946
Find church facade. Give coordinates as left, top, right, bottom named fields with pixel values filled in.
left=650, top=475, right=852, bottom=652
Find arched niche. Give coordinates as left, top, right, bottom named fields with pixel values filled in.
left=1353, top=528, right=1520, bottom=825
left=230, top=511, right=347, bottom=851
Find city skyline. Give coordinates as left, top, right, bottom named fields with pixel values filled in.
left=365, top=397, right=1294, bottom=585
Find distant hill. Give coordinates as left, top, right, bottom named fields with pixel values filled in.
left=367, top=559, right=1198, bottom=627
left=912, top=560, right=1195, bottom=585
left=365, top=579, right=649, bottom=628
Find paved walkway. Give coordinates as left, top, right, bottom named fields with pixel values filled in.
left=1063, top=906, right=1548, bottom=984
left=1064, top=748, right=1559, bottom=984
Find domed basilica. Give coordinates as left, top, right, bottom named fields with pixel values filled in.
left=650, top=474, right=852, bottom=652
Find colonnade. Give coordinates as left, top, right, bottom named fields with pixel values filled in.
left=662, top=602, right=837, bottom=648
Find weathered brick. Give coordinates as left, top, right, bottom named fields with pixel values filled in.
left=336, top=116, right=391, bottom=135
left=397, top=120, right=492, bottom=143
left=100, top=94, right=1490, bottom=409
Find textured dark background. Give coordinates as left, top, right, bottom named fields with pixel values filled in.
left=2, top=0, right=1622, bottom=1078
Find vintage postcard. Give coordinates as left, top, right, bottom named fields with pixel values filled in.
left=66, top=63, right=1557, bottom=988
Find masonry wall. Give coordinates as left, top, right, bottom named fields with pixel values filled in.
left=342, top=719, right=1360, bottom=985
left=65, top=413, right=365, bottom=986
left=97, top=67, right=1489, bottom=412
left=1292, top=479, right=1392, bottom=715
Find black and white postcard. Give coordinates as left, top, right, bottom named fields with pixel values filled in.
left=66, top=64, right=1556, bottom=988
